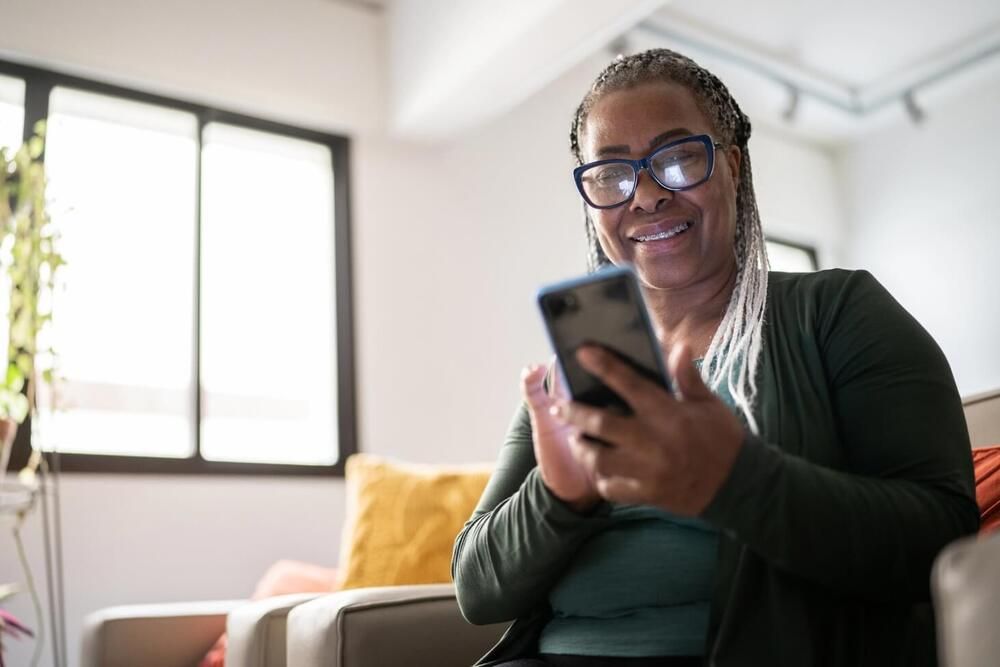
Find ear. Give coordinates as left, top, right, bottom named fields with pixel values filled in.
left=725, top=144, right=741, bottom=194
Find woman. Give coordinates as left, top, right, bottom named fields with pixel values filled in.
left=452, top=49, right=979, bottom=667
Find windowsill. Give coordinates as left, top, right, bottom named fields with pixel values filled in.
left=4, top=450, right=345, bottom=477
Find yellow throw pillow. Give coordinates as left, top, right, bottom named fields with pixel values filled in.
left=337, top=453, right=492, bottom=590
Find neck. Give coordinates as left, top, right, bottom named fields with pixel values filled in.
left=643, top=260, right=738, bottom=356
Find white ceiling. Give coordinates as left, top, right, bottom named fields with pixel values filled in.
left=337, top=0, right=1000, bottom=145
left=626, top=0, right=1000, bottom=145
left=659, top=0, right=1000, bottom=87
left=386, top=0, right=670, bottom=140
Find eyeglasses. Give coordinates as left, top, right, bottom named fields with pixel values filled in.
left=573, top=134, right=724, bottom=209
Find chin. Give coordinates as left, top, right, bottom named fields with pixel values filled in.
left=632, top=263, right=698, bottom=291
left=606, top=240, right=701, bottom=288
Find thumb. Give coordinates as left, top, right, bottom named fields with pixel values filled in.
left=668, top=344, right=713, bottom=402
left=520, top=364, right=553, bottom=415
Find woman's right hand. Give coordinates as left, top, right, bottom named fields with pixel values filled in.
left=521, top=363, right=601, bottom=513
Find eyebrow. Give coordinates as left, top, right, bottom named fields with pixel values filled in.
left=594, top=128, right=694, bottom=158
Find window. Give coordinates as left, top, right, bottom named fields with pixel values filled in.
left=0, top=74, right=25, bottom=152
left=41, top=88, right=199, bottom=460
left=3, top=60, right=355, bottom=475
left=766, top=237, right=818, bottom=272
left=199, top=124, right=338, bottom=465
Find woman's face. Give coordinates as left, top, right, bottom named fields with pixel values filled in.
left=579, top=81, right=742, bottom=292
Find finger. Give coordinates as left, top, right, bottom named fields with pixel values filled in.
left=553, top=400, right=633, bottom=444
left=668, top=344, right=714, bottom=402
left=520, top=364, right=551, bottom=411
left=595, top=475, right=645, bottom=505
left=546, top=359, right=570, bottom=400
left=576, top=345, right=668, bottom=412
left=568, top=431, right=597, bottom=470
left=568, top=432, right=638, bottom=480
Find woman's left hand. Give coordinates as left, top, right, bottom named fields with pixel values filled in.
left=551, top=343, right=746, bottom=516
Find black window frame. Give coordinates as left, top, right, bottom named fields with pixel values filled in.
left=765, top=235, right=820, bottom=272
left=1, top=59, right=357, bottom=476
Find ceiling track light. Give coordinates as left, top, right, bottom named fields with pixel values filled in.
left=782, top=84, right=800, bottom=123
left=902, top=90, right=925, bottom=125
left=636, top=20, right=999, bottom=123
left=608, top=36, right=632, bottom=59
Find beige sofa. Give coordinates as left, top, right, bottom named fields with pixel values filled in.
left=81, top=390, right=1000, bottom=667
left=80, top=593, right=327, bottom=667
left=80, top=585, right=506, bottom=667
left=932, top=389, right=1000, bottom=667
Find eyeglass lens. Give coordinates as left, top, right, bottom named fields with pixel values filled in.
left=579, top=138, right=711, bottom=207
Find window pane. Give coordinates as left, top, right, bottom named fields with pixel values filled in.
left=0, top=73, right=25, bottom=156
left=36, top=87, right=198, bottom=458
left=766, top=240, right=817, bottom=273
left=200, top=123, right=337, bottom=465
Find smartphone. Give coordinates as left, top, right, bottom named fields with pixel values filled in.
left=537, top=265, right=671, bottom=414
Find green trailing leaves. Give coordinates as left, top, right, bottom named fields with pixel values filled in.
left=0, top=123, right=64, bottom=424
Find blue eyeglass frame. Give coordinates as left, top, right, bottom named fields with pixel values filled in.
left=573, top=134, right=724, bottom=209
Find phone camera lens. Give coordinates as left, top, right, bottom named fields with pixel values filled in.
left=546, top=293, right=578, bottom=319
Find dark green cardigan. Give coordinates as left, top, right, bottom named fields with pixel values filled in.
left=452, top=269, right=979, bottom=667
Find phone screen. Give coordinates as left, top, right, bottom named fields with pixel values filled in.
left=537, top=266, right=670, bottom=413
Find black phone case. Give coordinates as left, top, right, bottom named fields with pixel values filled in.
left=537, top=266, right=671, bottom=413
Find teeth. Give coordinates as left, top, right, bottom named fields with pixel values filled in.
left=635, top=221, right=691, bottom=242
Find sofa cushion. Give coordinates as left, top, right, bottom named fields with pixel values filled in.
left=337, top=454, right=491, bottom=590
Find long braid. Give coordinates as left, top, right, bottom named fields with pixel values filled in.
left=569, top=49, right=770, bottom=433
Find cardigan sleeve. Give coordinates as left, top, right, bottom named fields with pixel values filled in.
left=452, top=403, right=612, bottom=625
left=701, top=270, right=979, bottom=602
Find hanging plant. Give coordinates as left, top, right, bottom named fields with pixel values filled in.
left=0, top=120, right=65, bottom=475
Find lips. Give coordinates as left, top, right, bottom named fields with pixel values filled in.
left=629, top=220, right=694, bottom=243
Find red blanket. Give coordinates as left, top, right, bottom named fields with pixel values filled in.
left=974, top=445, right=1000, bottom=534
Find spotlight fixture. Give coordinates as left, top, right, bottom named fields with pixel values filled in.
left=903, top=90, right=925, bottom=125
left=608, top=36, right=631, bottom=59
left=782, top=83, right=800, bottom=123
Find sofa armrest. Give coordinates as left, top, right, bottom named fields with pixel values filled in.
left=226, top=593, right=326, bottom=667
left=286, top=584, right=508, bottom=667
left=80, top=599, right=244, bottom=667
left=932, top=531, right=1000, bottom=667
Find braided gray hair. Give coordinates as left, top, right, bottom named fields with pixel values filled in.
left=570, top=48, right=769, bottom=434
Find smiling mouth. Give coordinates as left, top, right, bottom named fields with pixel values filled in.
left=631, top=221, right=693, bottom=243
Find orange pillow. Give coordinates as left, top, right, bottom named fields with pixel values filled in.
left=974, top=445, right=1000, bottom=534
left=198, top=560, right=338, bottom=667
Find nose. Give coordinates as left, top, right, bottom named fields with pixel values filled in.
left=628, top=167, right=673, bottom=213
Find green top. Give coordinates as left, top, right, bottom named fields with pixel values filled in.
left=538, top=359, right=732, bottom=657
left=453, top=270, right=979, bottom=667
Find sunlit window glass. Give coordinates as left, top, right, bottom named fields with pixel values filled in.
left=38, top=87, right=198, bottom=457
left=766, top=239, right=818, bottom=272
left=200, top=123, right=337, bottom=465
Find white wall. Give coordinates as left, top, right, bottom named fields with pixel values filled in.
left=2, top=474, right=345, bottom=667
left=0, top=0, right=384, bottom=135
left=751, top=129, right=845, bottom=267
left=838, top=74, right=1000, bottom=396
left=0, top=4, right=846, bottom=665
